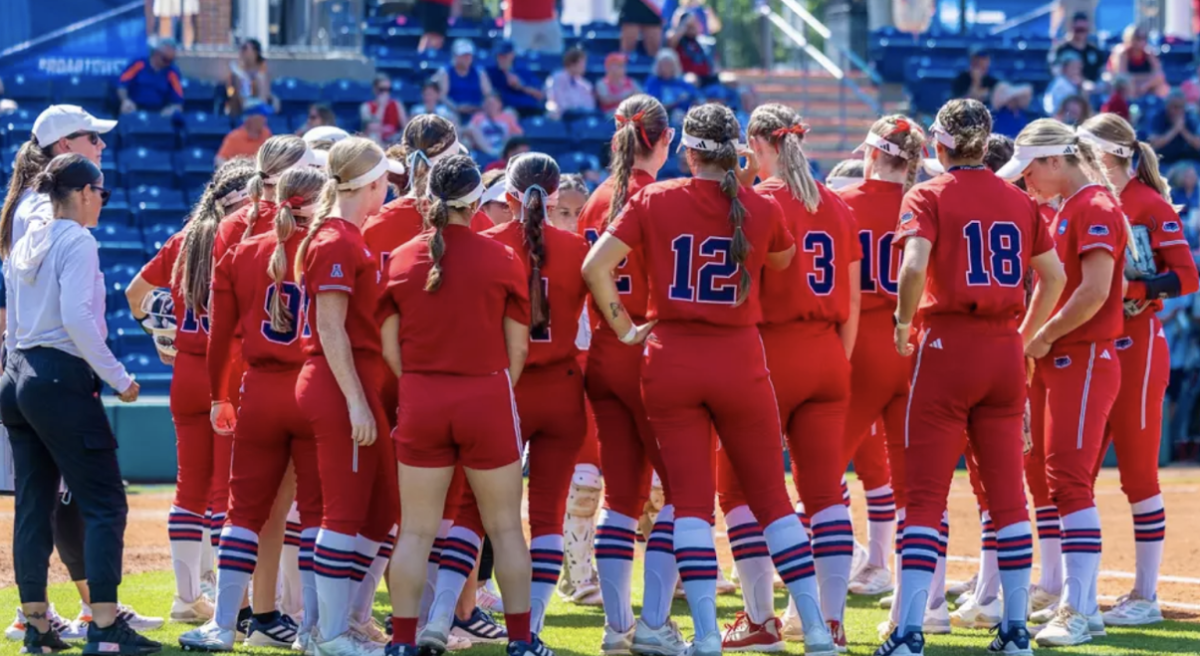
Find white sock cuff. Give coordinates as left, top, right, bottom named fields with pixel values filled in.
left=1131, top=494, right=1164, bottom=515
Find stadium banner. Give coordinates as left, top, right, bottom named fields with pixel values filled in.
left=0, top=9, right=144, bottom=77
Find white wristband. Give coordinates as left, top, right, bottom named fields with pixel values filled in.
left=619, top=324, right=639, bottom=344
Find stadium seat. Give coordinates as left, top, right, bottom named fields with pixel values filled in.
left=2, top=109, right=37, bottom=137
left=100, top=159, right=122, bottom=191
left=121, top=112, right=177, bottom=150
left=274, top=78, right=322, bottom=116
left=3, top=74, right=54, bottom=104
left=95, top=225, right=145, bottom=268
left=325, top=80, right=373, bottom=116
left=521, top=115, right=569, bottom=144
left=143, top=223, right=179, bottom=253
left=178, top=147, right=218, bottom=189
left=183, top=111, right=233, bottom=151
left=120, top=353, right=172, bottom=393
left=56, top=76, right=112, bottom=116
left=102, top=265, right=141, bottom=313
left=181, top=78, right=219, bottom=114
left=558, top=151, right=601, bottom=175
left=131, top=185, right=188, bottom=228
left=267, top=114, right=291, bottom=136
left=105, top=309, right=146, bottom=356
left=121, top=147, right=177, bottom=189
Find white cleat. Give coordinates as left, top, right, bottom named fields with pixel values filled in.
left=950, top=595, right=1001, bottom=629
left=781, top=598, right=804, bottom=643
left=601, top=625, right=635, bottom=656
left=875, top=620, right=896, bottom=643
left=684, top=631, right=720, bottom=656
left=803, top=622, right=837, bottom=656
left=476, top=579, right=505, bottom=614
left=716, top=568, right=738, bottom=595
left=1087, top=611, right=1106, bottom=637
left=1027, top=584, right=1060, bottom=617
left=879, top=594, right=894, bottom=610
left=178, top=620, right=236, bottom=652
left=946, top=573, right=976, bottom=600
left=293, top=627, right=318, bottom=656
left=315, top=632, right=385, bottom=656
left=923, top=598, right=952, bottom=635
left=1028, top=606, right=1056, bottom=626
left=1102, top=592, right=1163, bottom=626
left=850, top=541, right=869, bottom=581
left=171, top=596, right=215, bottom=623
left=200, top=570, right=218, bottom=601
left=849, top=564, right=895, bottom=596
left=417, top=616, right=453, bottom=654
left=446, top=635, right=472, bottom=651
left=1034, top=605, right=1091, bottom=647
left=631, top=618, right=687, bottom=656
left=349, top=618, right=388, bottom=648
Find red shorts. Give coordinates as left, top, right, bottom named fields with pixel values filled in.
left=170, top=351, right=229, bottom=518
left=518, top=360, right=588, bottom=537
left=393, top=370, right=522, bottom=470
left=843, top=309, right=910, bottom=484
left=641, top=323, right=791, bottom=524
left=586, top=329, right=661, bottom=518
left=227, top=367, right=322, bottom=532
left=1097, top=313, right=1169, bottom=504
left=903, top=315, right=1028, bottom=531
left=296, top=354, right=398, bottom=540
left=1039, top=340, right=1120, bottom=516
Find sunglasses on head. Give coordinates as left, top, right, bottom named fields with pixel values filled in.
left=66, top=132, right=101, bottom=145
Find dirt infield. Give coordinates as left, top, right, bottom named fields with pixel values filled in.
left=1, top=470, right=1197, bottom=619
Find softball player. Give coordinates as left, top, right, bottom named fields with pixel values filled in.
left=879, top=101, right=1065, bottom=656
left=583, top=103, right=836, bottom=656
left=212, top=136, right=314, bottom=263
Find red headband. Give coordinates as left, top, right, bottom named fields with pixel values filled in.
left=772, top=124, right=808, bottom=139
left=892, top=118, right=911, bottom=134
left=285, top=195, right=306, bottom=210
left=616, top=110, right=653, bottom=150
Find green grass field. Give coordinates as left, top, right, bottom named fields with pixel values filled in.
left=1, top=567, right=1197, bottom=656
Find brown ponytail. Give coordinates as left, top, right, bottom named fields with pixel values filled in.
left=1080, top=113, right=1170, bottom=200
left=747, top=104, right=820, bottom=212
left=244, top=135, right=309, bottom=240
left=173, top=164, right=257, bottom=314
left=267, top=167, right=327, bottom=333
left=506, top=152, right=561, bottom=331
left=421, top=154, right=482, bottom=292
left=607, top=95, right=668, bottom=228
left=294, top=138, right=384, bottom=281
left=400, top=114, right=458, bottom=200
left=0, top=138, right=54, bottom=259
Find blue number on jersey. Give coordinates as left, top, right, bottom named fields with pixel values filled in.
left=804, top=231, right=834, bottom=296
left=669, top=235, right=739, bottom=304
left=180, top=307, right=210, bottom=333
left=530, top=276, right=552, bottom=343
left=964, top=221, right=1023, bottom=287
left=261, top=282, right=305, bottom=344
left=584, top=228, right=632, bottom=293
left=858, top=230, right=898, bottom=295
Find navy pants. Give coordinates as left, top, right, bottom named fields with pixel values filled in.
left=0, top=348, right=127, bottom=603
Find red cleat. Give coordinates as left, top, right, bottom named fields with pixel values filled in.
left=721, top=612, right=785, bottom=653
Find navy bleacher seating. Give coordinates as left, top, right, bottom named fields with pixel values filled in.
left=56, top=76, right=112, bottom=116
left=2, top=109, right=37, bottom=138
left=4, top=75, right=54, bottom=104
left=273, top=78, right=322, bottom=116
left=106, top=309, right=148, bottom=358
left=131, top=185, right=188, bottom=228
left=121, top=147, right=177, bottom=189
left=143, top=223, right=179, bottom=253
left=120, top=353, right=172, bottom=393
left=180, top=78, right=219, bottom=114
left=121, top=112, right=177, bottom=150
left=183, top=111, right=233, bottom=151
left=559, top=151, right=601, bottom=175
left=178, top=147, right=217, bottom=189
left=95, top=225, right=144, bottom=268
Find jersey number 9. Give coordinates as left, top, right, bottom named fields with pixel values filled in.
left=261, top=282, right=306, bottom=344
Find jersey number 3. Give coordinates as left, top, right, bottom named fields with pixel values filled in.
left=964, top=221, right=1022, bottom=287
left=669, top=235, right=739, bottom=304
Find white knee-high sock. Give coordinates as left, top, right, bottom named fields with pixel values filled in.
left=1061, top=507, right=1102, bottom=614
left=996, top=521, right=1032, bottom=631
left=429, top=527, right=482, bottom=628
left=313, top=529, right=358, bottom=641
left=931, top=512, right=949, bottom=607
left=795, top=501, right=812, bottom=540
left=595, top=509, right=638, bottom=632
left=642, top=504, right=678, bottom=629
left=810, top=505, right=853, bottom=623
left=1034, top=506, right=1063, bottom=595
left=763, top=515, right=822, bottom=635
left=1131, top=495, right=1165, bottom=600
left=350, top=528, right=394, bottom=625
left=298, top=528, right=319, bottom=633
left=976, top=511, right=1000, bottom=602
left=674, top=516, right=719, bottom=639
left=200, top=508, right=215, bottom=579
left=215, top=525, right=259, bottom=630
left=896, top=524, right=938, bottom=636
left=169, top=506, right=207, bottom=603
left=530, top=533, right=564, bottom=633
left=725, top=505, right=775, bottom=624
left=280, top=505, right=302, bottom=618
left=889, top=510, right=905, bottom=626
left=420, top=520, right=452, bottom=625
left=865, top=486, right=896, bottom=570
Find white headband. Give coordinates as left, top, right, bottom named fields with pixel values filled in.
left=1013, top=144, right=1080, bottom=159
left=429, top=180, right=486, bottom=208
left=929, top=120, right=957, bottom=149
left=407, top=139, right=468, bottom=172
left=1076, top=129, right=1134, bottom=159
left=263, top=147, right=319, bottom=185
left=336, top=156, right=404, bottom=191
left=481, top=182, right=507, bottom=205
left=505, top=181, right=558, bottom=222
left=677, top=130, right=743, bottom=153
left=854, top=131, right=909, bottom=159
left=220, top=188, right=249, bottom=208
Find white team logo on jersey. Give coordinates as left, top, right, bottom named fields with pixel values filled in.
left=928, top=338, right=944, bottom=349
left=1100, top=349, right=1112, bottom=360
left=331, top=264, right=344, bottom=278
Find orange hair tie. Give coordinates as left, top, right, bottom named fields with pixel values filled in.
left=772, top=124, right=808, bottom=139
left=616, top=110, right=652, bottom=149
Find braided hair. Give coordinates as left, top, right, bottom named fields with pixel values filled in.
left=172, top=163, right=257, bottom=314
left=423, top=154, right=482, bottom=292
left=506, top=152, right=561, bottom=333
left=267, top=167, right=327, bottom=333
left=607, top=95, right=669, bottom=228
left=747, top=103, right=821, bottom=211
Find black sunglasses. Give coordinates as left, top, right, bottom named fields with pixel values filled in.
left=66, top=132, right=101, bottom=145
left=90, top=184, right=111, bottom=207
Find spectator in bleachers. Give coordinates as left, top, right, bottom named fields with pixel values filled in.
left=1050, top=0, right=1096, bottom=40
left=951, top=47, right=997, bottom=103
left=667, top=9, right=716, bottom=85
left=416, top=0, right=454, bottom=53
left=361, top=73, right=409, bottom=145
left=596, top=53, right=642, bottom=114
left=1148, top=91, right=1200, bottom=167
left=618, top=0, right=663, bottom=57
left=667, top=0, right=722, bottom=36
left=296, top=103, right=337, bottom=135
left=215, top=102, right=273, bottom=166
left=1051, top=12, right=1107, bottom=83
left=1053, top=94, right=1091, bottom=127
left=153, top=0, right=197, bottom=49
left=1181, top=62, right=1200, bottom=105
left=466, top=94, right=525, bottom=159
left=484, top=136, right=531, bottom=172
left=487, top=40, right=546, bottom=116
left=644, top=49, right=699, bottom=119
left=1043, top=51, right=1085, bottom=115
left=410, top=81, right=459, bottom=127
left=990, top=82, right=1035, bottom=138
left=1101, top=75, right=1133, bottom=121
left=546, top=47, right=597, bottom=119
left=117, top=38, right=183, bottom=116
left=226, top=38, right=274, bottom=116
left=1109, top=25, right=1169, bottom=99
left=1170, top=161, right=1200, bottom=218
left=434, top=39, right=494, bottom=119
left=505, top=0, right=563, bottom=55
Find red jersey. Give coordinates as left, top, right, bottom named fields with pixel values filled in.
left=1119, top=178, right=1199, bottom=312
left=837, top=179, right=904, bottom=313
left=578, top=170, right=656, bottom=327
left=483, top=220, right=590, bottom=367
left=756, top=179, right=860, bottom=325
left=608, top=178, right=794, bottom=327
left=1039, top=203, right=1057, bottom=225
left=299, top=218, right=383, bottom=356
left=1049, top=185, right=1128, bottom=344
left=896, top=168, right=1054, bottom=319
left=214, top=200, right=278, bottom=265
left=140, top=232, right=209, bottom=356
left=363, top=197, right=492, bottom=271
left=381, top=225, right=531, bottom=376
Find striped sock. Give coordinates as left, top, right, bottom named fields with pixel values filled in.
left=530, top=534, right=564, bottom=633
left=200, top=508, right=214, bottom=579
left=674, top=517, right=719, bottom=639
left=168, top=506, right=206, bottom=604
left=595, top=510, right=637, bottom=632
left=1061, top=508, right=1101, bottom=614
left=811, top=505, right=853, bottom=623
left=642, top=504, right=678, bottom=629
left=420, top=520, right=452, bottom=625
left=430, top=527, right=482, bottom=628
left=210, top=512, right=227, bottom=549
left=976, top=512, right=1000, bottom=602
left=1034, top=506, right=1063, bottom=595
left=725, top=505, right=775, bottom=624
left=996, top=521, right=1033, bottom=631
left=298, top=528, right=319, bottom=633
left=764, top=515, right=822, bottom=635
left=889, top=509, right=905, bottom=626
left=931, top=512, right=949, bottom=607
left=1132, top=495, right=1165, bottom=600
left=897, top=525, right=939, bottom=636
left=314, top=529, right=358, bottom=640
left=215, top=526, right=259, bottom=630
left=281, top=507, right=303, bottom=618
left=350, top=528, right=395, bottom=625
left=840, top=477, right=851, bottom=507
left=795, top=502, right=812, bottom=539
left=865, top=486, right=896, bottom=569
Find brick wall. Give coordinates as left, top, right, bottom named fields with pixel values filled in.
left=197, top=0, right=234, bottom=46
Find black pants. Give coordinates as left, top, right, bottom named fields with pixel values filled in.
left=0, top=348, right=127, bottom=603
left=54, top=493, right=88, bottom=582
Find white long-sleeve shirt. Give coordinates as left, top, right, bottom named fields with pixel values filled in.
left=3, top=190, right=53, bottom=355
left=9, top=218, right=132, bottom=393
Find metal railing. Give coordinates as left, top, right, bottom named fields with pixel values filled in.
left=988, top=1, right=1056, bottom=36
left=0, top=0, right=141, bottom=61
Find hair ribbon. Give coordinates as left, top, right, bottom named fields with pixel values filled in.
left=616, top=110, right=652, bottom=149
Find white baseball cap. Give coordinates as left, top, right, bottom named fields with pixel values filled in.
left=32, top=105, right=117, bottom=148
left=303, top=126, right=350, bottom=145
